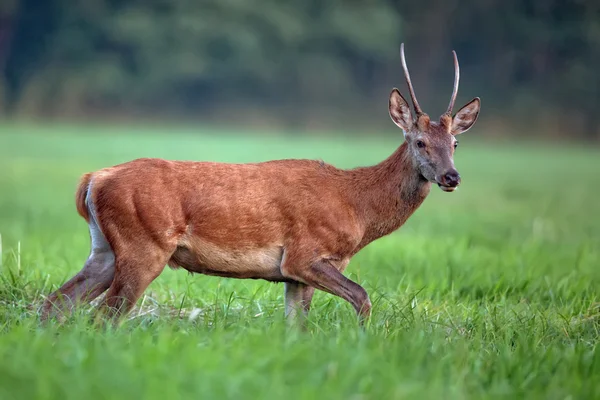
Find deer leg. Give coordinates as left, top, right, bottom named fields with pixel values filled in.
left=301, top=286, right=316, bottom=312
left=41, top=222, right=115, bottom=322
left=284, top=282, right=315, bottom=328
left=98, top=246, right=171, bottom=323
left=283, top=259, right=371, bottom=324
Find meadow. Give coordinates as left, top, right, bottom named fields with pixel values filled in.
left=0, top=123, right=598, bottom=399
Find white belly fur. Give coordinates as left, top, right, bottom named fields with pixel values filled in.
left=170, top=238, right=286, bottom=280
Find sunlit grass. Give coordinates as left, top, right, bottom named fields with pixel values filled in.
left=0, top=123, right=599, bottom=399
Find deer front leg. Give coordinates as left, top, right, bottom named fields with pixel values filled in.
left=282, top=257, right=371, bottom=324
left=284, top=282, right=315, bottom=328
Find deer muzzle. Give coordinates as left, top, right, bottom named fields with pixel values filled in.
left=437, top=169, right=461, bottom=192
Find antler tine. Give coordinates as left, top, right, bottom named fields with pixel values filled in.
left=400, top=43, right=424, bottom=116
left=446, top=50, right=460, bottom=115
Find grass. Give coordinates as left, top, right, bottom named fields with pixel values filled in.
left=0, top=122, right=599, bottom=399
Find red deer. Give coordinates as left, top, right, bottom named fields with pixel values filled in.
left=41, top=44, right=480, bottom=326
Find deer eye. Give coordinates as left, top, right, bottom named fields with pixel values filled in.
left=454, top=141, right=459, bottom=149
left=416, top=140, right=425, bottom=148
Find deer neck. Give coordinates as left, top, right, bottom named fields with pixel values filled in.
left=347, top=142, right=431, bottom=247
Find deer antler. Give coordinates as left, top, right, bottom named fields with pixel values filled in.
left=400, top=43, right=424, bottom=116
left=446, top=50, right=460, bottom=116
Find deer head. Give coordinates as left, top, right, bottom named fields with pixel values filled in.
left=389, top=43, right=481, bottom=192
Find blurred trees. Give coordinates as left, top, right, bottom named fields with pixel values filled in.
left=0, top=0, right=599, bottom=139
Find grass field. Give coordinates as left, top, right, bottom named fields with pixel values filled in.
left=0, top=123, right=599, bottom=399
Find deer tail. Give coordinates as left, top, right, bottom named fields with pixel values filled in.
left=75, top=173, right=93, bottom=223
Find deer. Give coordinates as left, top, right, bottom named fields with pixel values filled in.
left=40, top=43, right=480, bottom=327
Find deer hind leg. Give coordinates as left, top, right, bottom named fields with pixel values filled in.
left=41, top=220, right=115, bottom=322
left=98, top=241, right=173, bottom=323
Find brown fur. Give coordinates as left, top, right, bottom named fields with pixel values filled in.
left=40, top=146, right=429, bottom=323
left=417, top=114, right=431, bottom=132
left=75, top=173, right=92, bottom=223
left=40, top=45, right=481, bottom=326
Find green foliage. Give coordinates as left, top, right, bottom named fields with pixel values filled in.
left=2, top=0, right=403, bottom=117
left=0, top=124, right=599, bottom=398
left=1, top=1, right=599, bottom=137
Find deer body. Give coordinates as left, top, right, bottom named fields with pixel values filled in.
left=41, top=44, right=480, bottom=325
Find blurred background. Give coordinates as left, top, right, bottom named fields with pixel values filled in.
left=0, top=0, right=599, bottom=141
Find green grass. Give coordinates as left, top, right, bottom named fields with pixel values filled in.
left=0, top=123, right=599, bottom=399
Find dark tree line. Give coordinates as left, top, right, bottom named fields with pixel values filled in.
left=0, top=0, right=599, bottom=139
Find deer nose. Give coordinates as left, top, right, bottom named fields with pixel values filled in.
left=442, top=169, right=461, bottom=187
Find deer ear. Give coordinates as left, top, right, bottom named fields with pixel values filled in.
left=451, top=97, right=480, bottom=135
left=389, top=89, right=413, bottom=135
